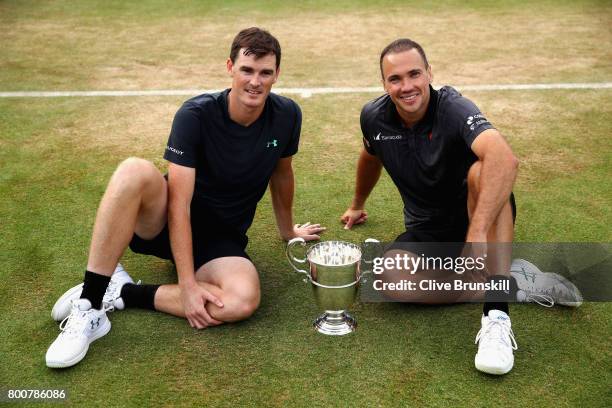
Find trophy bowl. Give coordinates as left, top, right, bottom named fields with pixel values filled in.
left=286, top=238, right=376, bottom=335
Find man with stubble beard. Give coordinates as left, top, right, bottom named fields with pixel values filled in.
left=341, top=39, right=580, bottom=375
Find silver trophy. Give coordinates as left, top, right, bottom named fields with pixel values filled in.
left=286, top=238, right=378, bottom=335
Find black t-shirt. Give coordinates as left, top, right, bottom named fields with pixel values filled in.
left=360, top=86, right=494, bottom=228
left=163, top=89, right=301, bottom=234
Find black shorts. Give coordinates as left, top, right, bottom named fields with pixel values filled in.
left=397, top=193, right=516, bottom=243
left=128, top=210, right=250, bottom=271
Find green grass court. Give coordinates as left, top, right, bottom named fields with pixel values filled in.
left=1, top=1, right=610, bottom=406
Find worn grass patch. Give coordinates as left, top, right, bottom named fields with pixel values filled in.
left=1, top=1, right=610, bottom=90
left=33, top=88, right=608, bottom=242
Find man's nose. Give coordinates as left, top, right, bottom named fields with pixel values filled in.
left=400, top=78, right=413, bottom=91
left=249, top=74, right=262, bottom=87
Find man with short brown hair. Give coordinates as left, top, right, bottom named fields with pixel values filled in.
left=46, top=27, right=324, bottom=368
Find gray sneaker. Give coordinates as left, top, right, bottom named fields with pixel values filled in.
left=510, top=258, right=582, bottom=307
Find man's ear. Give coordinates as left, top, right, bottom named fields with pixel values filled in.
left=381, top=77, right=389, bottom=93
left=226, top=58, right=233, bottom=75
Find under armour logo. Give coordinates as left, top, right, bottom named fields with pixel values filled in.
left=90, top=318, right=100, bottom=329
left=266, top=139, right=278, bottom=148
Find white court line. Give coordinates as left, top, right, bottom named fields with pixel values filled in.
left=0, top=82, right=611, bottom=98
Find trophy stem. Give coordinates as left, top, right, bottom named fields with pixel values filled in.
left=313, top=310, right=356, bottom=335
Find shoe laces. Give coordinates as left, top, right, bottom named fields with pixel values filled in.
left=513, top=266, right=556, bottom=307
left=518, top=290, right=554, bottom=307
left=519, top=281, right=579, bottom=307
left=58, top=302, right=112, bottom=339
left=475, top=318, right=518, bottom=351
left=103, top=279, right=121, bottom=304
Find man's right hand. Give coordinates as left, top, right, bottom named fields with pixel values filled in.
left=340, top=208, right=368, bottom=230
left=181, top=283, right=224, bottom=329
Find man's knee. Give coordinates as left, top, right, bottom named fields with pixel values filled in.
left=111, top=157, right=161, bottom=196
left=195, top=259, right=261, bottom=321
left=226, top=280, right=260, bottom=320
left=377, top=249, right=421, bottom=300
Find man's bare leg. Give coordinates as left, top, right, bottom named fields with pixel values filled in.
left=46, top=157, right=169, bottom=368
left=467, top=161, right=519, bottom=376
left=467, top=161, right=514, bottom=279
left=86, top=157, right=168, bottom=276
left=154, top=257, right=260, bottom=325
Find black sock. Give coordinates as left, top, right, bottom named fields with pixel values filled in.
left=483, top=275, right=519, bottom=316
left=80, top=270, right=112, bottom=309
left=120, top=283, right=160, bottom=311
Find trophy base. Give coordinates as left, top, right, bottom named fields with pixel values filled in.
left=313, top=311, right=356, bottom=335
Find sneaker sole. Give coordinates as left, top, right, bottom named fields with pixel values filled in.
left=46, top=319, right=111, bottom=368
left=475, top=354, right=514, bottom=375
left=51, top=284, right=84, bottom=322
left=546, top=273, right=583, bottom=307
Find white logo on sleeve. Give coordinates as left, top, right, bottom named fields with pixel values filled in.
left=466, top=113, right=490, bottom=131
left=166, top=146, right=184, bottom=156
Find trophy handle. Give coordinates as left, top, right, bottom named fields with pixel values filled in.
left=361, top=238, right=381, bottom=283
left=286, top=237, right=309, bottom=280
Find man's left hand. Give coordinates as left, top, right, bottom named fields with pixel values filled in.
left=292, top=222, right=326, bottom=241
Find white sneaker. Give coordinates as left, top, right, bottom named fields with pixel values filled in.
left=474, top=310, right=517, bottom=375
left=510, top=258, right=583, bottom=307
left=51, top=264, right=134, bottom=322
left=45, top=299, right=111, bottom=368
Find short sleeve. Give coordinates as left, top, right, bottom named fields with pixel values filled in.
left=444, top=94, right=495, bottom=147
left=163, top=104, right=201, bottom=167
left=360, top=106, right=376, bottom=155
left=281, top=103, right=302, bottom=158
